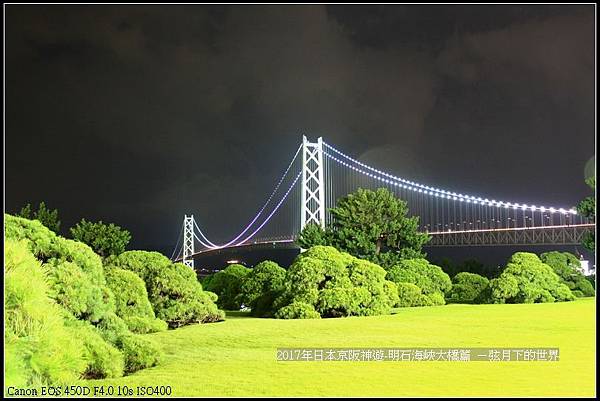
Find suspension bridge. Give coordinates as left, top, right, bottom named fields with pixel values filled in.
left=171, top=136, right=594, bottom=268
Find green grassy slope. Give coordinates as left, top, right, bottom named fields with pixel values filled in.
left=89, top=298, right=596, bottom=397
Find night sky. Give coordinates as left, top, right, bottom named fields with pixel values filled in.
left=5, top=5, right=596, bottom=259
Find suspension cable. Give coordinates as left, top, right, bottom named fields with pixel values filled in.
left=231, top=171, right=302, bottom=246
left=323, top=141, right=576, bottom=215
left=170, top=222, right=184, bottom=260
left=192, top=143, right=302, bottom=248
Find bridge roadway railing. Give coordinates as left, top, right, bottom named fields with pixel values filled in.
left=425, top=224, right=595, bottom=247
left=176, top=224, right=595, bottom=262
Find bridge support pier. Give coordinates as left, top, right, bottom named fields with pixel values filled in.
left=183, top=215, right=195, bottom=268
left=300, top=135, right=326, bottom=231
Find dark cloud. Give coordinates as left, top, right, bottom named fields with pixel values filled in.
left=5, top=5, right=595, bottom=255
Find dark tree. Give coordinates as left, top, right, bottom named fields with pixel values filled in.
left=70, top=219, right=132, bottom=258
left=298, top=188, right=431, bottom=267
left=17, top=201, right=61, bottom=234
left=576, top=176, right=595, bottom=252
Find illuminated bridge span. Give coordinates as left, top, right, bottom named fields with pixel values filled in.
left=172, top=136, right=594, bottom=267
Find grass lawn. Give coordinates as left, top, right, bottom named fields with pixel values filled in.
left=89, top=298, right=596, bottom=397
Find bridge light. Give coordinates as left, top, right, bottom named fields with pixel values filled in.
left=559, top=208, right=567, bottom=214
left=569, top=209, right=577, bottom=215
left=541, top=206, right=546, bottom=212
left=521, top=204, right=528, bottom=210
left=513, top=204, right=519, bottom=209
left=530, top=205, right=536, bottom=210
left=549, top=208, right=556, bottom=213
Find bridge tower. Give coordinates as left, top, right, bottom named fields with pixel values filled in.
left=182, top=214, right=195, bottom=269
left=300, top=135, right=326, bottom=230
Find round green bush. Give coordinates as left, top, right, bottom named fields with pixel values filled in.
left=203, top=264, right=251, bottom=310
left=46, top=259, right=113, bottom=322
left=275, top=302, right=321, bottom=319
left=274, top=245, right=396, bottom=318
left=123, top=316, right=169, bottom=334
left=347, top=259, right=395, bottom=316
left=396, top=282, right=424, bottom=307
left=115, top=333, right=162, bottom=374
left=96, top=312, right=130, bottom=345
left=382, top=280, right=400, bottom=308
left=427, top=292, right=446, bottom=306
left=110, top=251, right=224, bottom=328
left=540, top=251, right=595, bottom=296
left=64, top=317, right=124, bottom=379
left=5, top=239, right=87, bottom=387
left=104, top=267, right=167, bottom=333
left=239, top=260, right=286, bottom=317
left=574, top=278, right=595, bottom=297
left=5, top=214, right=115, bottom=323
left=386, top=258, right=452, bottom=303
left=554, top=283, right=576, bottom=302
left=5, top=215, right=165, bottom=380
left=447, top=272, right=490, bottom=304
left=489, top=252, right=575, bottom=304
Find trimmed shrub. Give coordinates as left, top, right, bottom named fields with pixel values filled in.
left=5, top=215, right=164, bottom=380
left=540, top=251, right=595, bottom=296
left=123, top=316, right=169, bottom=334
left=428, top=292, right=446, bottom=306
left=396, top=282, right=426, bottom=307
left=46, top=259, right=113, bottom=323
left=203, top=264, right=251, bottom=310
left=5, top=214, right=114, bottom=323
left=275, top=302, right=321, bottom=319
left=489, top=252, right=575, bottom=304
left=104, top=267, right=167, bottom=333
left=447, top=272, right=490, bottom=304
left=64, top=317, right=124, bottom=379
left=554, top=283, right=577, bottom=302
left=574, top=278, right=595, bottom=297
left=382, top=280, right=400, bottom=309
left=347, top=258, right=395, bottom=316
left=274, top=246, right=397, bottom=318
left=386, top=258, right=452, bottom=305
left=94, top=312, right=161, bottom=374
left=96, top=312, right=130, bottom=345
left=110, top=251, right=224, bottom=327
left=586, top=274, right=595, bottom=289
left=115, top=334, right=162, bottom=374
left=5, top=239, right=87, bottom=387
left=239, top=260, right=286, bottom=317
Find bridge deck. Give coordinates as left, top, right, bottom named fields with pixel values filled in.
left=426, top=224, right=595, bottom=247
left=173, top=224, right=595, bottom=262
